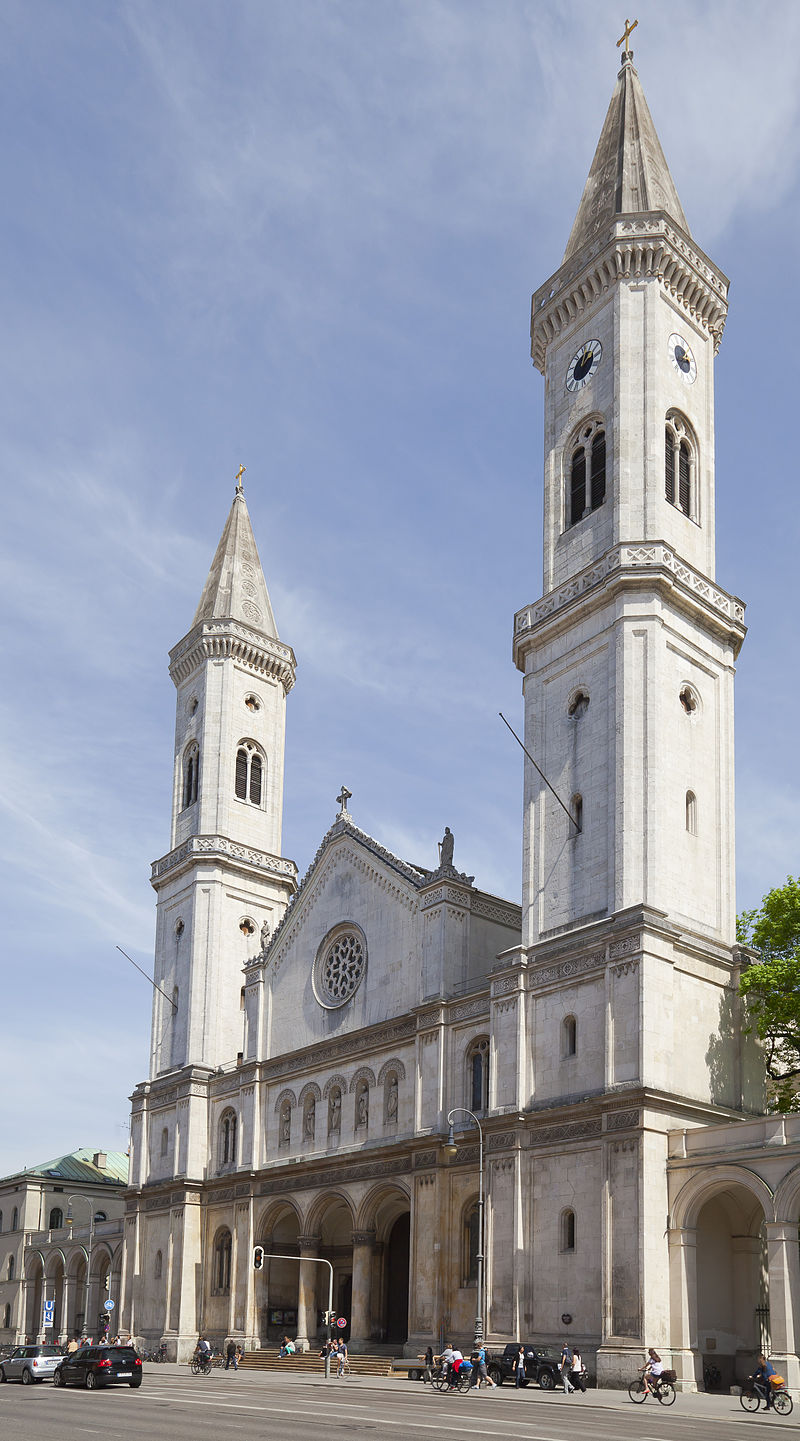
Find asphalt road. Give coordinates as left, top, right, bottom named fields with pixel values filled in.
left=2, top=1365, right=798, bottom=1441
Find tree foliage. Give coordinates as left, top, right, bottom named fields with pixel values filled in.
left=738, top=877, right=800, bottom=1112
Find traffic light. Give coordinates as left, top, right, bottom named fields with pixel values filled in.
left=253, top=1246, right=264, bottom=1271
left=322, top=1310, right=335, bottom=1326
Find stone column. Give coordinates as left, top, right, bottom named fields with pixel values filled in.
left=668, top=1226, right=700, bottom=1391
left=295, top=1236, right=321, bottom=1353
left=62, top=1274, right=76, bottom=1342
left=350, top=1231, right=376, bottom=1352
left=766, top=1222, right=800, bottom=1392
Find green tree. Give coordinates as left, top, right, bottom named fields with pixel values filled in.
left=738, top=877, right=800, bottom=1112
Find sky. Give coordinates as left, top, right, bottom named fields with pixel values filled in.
left=1, top=0, right=799, bottom=1177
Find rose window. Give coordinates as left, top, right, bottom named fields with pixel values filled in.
left=318, top=932, right=366, bottom=1006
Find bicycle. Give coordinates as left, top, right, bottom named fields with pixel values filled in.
left=740, top=1378, right=793, bottom=1416
left=190, top=1354, right=213, bottom=1376
left=628, top=1374, right=676, bottom=1406
left=431, top=1364, right=472, bottom=1393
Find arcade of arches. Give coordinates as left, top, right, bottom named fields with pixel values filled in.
left=252, top=1189, right=410, bottom=1349
left=21, top=1242, right=120, bottom=1343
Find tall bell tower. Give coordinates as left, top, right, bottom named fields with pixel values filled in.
left=515, top=44, right=746, bottom=960
left=148, top=478, right=298, bottom=1079
left=511, top=41, right=762, bottom=1384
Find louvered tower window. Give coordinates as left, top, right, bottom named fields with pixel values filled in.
left=665, top=412, right=697, bottom=521
left=235, top=742, right=264, bottom=806
left=567, top=420, right=606, bottom=527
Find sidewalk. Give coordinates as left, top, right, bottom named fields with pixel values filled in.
left=146, top=1363, right=792, bottom=1418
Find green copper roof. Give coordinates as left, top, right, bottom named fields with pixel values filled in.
left=3, top=1147, right=130, bottom=1186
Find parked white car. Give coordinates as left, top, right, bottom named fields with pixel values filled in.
left=0, top=1344, right=63, bottom=1384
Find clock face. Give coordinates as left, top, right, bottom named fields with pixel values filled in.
left=566, top=339, right=602, bottom=393
left=669, top=333, right=697, bottom=383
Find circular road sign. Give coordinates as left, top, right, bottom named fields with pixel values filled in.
left=104, top=1299, right=115, bottom=1311
left=336, top=1317, right=347, bottom=1328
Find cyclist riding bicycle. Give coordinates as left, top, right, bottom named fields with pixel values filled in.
left=639, top=1348, right=663, bottom=1394
left=753, top=1354, right=778, bottom=1409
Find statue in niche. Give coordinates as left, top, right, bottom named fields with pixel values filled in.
left=279, top=1102, right=291, bottom=1145
left=356, top=1083, right=369, bottom=1129
left=328, top=1088, right=341, bottom=1134
left=386, top=1075, right=398, bottom=1123
left=260, top=918, right=271, bottom=953
left=439, top=826, right=454, bottom=870
left=304, top=1098, right=316, bottom=1139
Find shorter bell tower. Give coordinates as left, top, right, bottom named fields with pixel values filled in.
left=148, top=478, right=298, bottom=1079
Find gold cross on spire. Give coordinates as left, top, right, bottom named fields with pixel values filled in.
left=616, top=17, right=638, bottom=51
left=234, top=463, right=246, bottom=491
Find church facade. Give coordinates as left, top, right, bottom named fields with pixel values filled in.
left=120, top=47, right=800, bottom=1390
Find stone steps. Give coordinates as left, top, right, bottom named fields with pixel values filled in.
left=241, top=1348, right=396, bottom=1376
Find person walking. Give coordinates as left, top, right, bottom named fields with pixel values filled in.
left=225, top=1338, right=238, bottom=1371
left=515, top=1345, right=526, bottom=1388
left=336, top=1337, right=348, bottom=1377
left=571, top=1347, right=587, bottom=1393
left=560, top=1341, right=575, bottom=1395
left=423, top=1346, right=434, bottom=1384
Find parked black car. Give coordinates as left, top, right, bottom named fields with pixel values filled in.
left=53, top=1345, right=142, bottom=1390
left=486, top=1344, right=562, bottom=1388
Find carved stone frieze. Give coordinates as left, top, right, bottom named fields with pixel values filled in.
left=606, top=1109, right=639, bottom=1130
left=528, top=951, right=605, bottom=988
left=235, top=1183, right=251, bottom=1197
left=492, top=1158, right=515, bottom=1174
left=529, top=1118, right=603, bottom=1147
left=514, top=543, right=746, bottom=659
left=494, top=998, right=517, bottom=1015
left=351, top=1231, right=377, bottom=1247
left=471, top=896, right=522, bottom=927
left=413, top=1151, right=439, bottom=1169
left=608, top=936, right=640, bottom=960
left=488, top=1132, right=518, bottom=1150
left=151, top=834, right=297, bottom=884
left=259, top=1016, right=416, bottom=1081
left=258, top=1155, right=411, bottom=1195
left=416, top=1174, right=436, bottom=1189
left=449, top=998, right=489, bottom=1022
left=492, top=975, right=520, bottom=996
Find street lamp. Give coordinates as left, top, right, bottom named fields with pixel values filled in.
left=442, top=1108, right=485, bottom=1349
left=66, top=1197, right=96, bottom=1340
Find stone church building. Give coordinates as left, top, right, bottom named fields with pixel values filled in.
left=120, top=46, right=800, bottom=1389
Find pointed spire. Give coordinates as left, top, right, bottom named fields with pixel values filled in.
left=562, top=51, right=690, bottom=263
left=191, top=481, right=279, bottom=639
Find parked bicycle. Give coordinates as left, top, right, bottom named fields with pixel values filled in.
left=628, top=1372, right=676, bottom=1406
left=143, top=1343, right=167, bottom=1363
left=741, top=1376, right=793, bottom=1416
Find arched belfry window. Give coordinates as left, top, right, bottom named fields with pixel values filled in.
left=213, top=1229, right=232, bottom=1294
left=468, top=1037, right=490, bottom=1113
left=665, top=412, right=697, bottom=521
left=182, top=743, right=199, bottom=809
left=235, top=741, right=265, bottom=806
left=48, top=1206, right=63, bottom=1230
left=568, top=419, right=606, bottom=527
left=219, top=1109, right=237, bottom=1168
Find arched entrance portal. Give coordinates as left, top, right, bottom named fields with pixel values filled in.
left=695, top=1184, right=767, bottom=1390
left=384, top=1213, right=410, bottom=1345
left=259, top=1204, right=301, bottom=1345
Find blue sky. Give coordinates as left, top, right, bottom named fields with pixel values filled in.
left=1, top=0, right=799, bottom=1175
